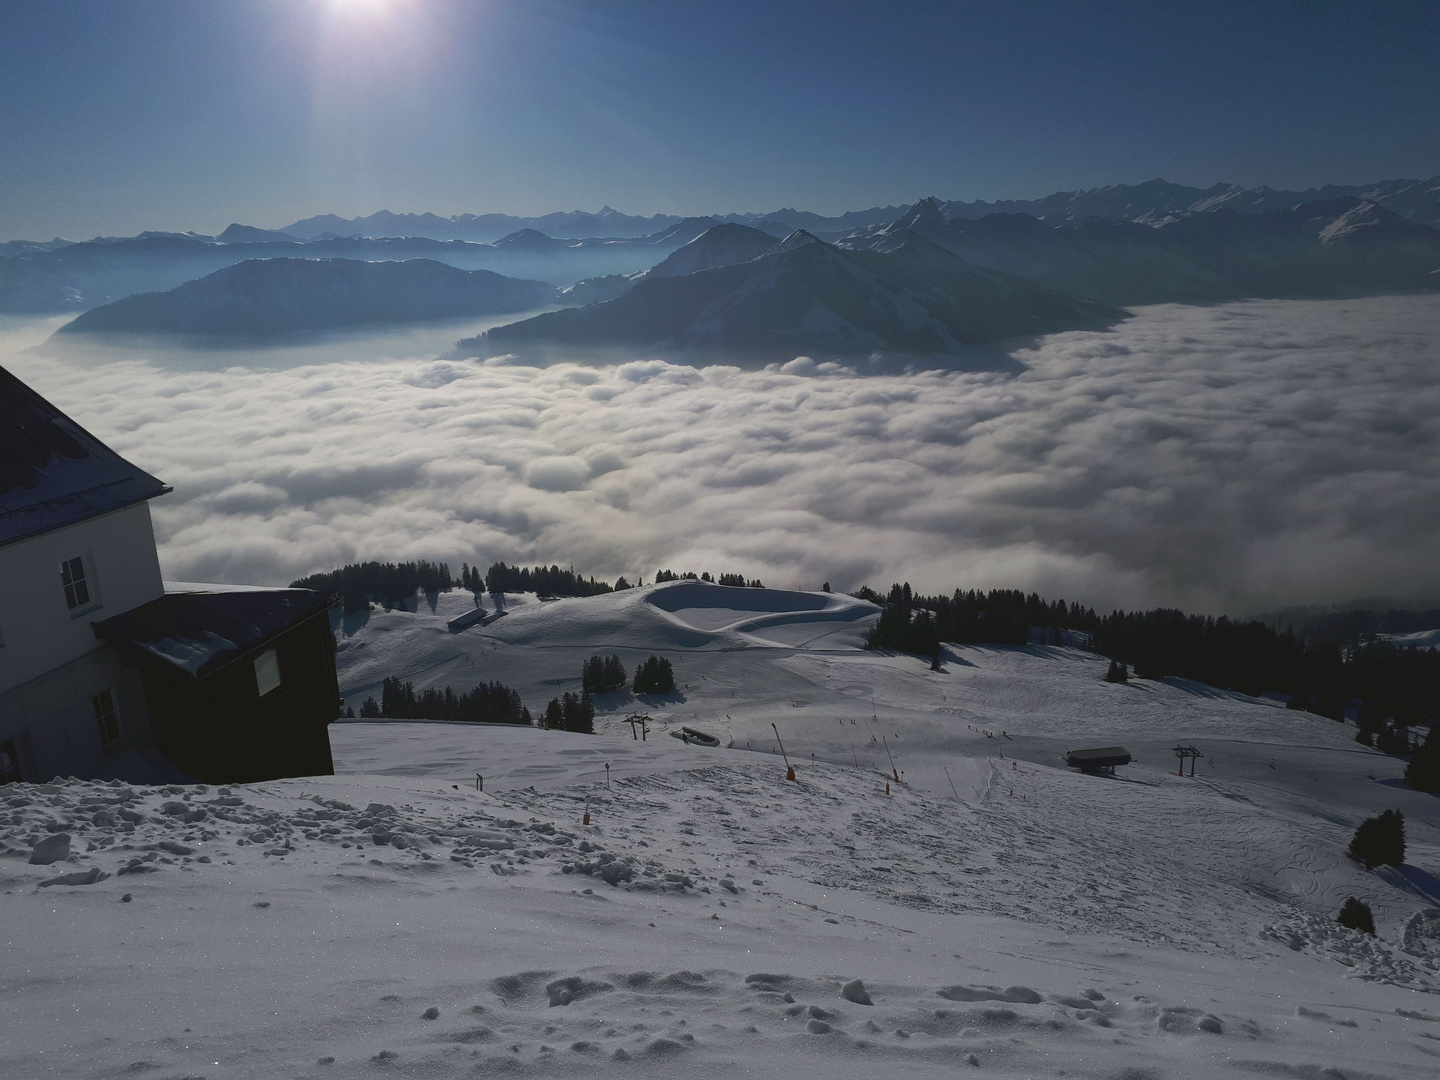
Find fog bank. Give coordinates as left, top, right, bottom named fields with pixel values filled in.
left=5, top=294, right=1437, bottom=616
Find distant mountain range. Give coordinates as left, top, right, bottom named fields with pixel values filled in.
left=837, top=195, right=1440, bottom=305
left=279, top=206, right=686, bottom=243
left=16, top=176, right=1440, bottom=357
left=461, top=230, right=1119, bottom=359
left=461, top=192, right=1440, bottom=359
left=255, top=176, right=1440, bottom=243
left=934, top=176, right=1440, bottom=229
left=53, top=259, right=556, bottom=340
left=0, top=219, right=721, bottom=314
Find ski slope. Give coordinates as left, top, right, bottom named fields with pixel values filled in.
left=2, top=581, right=1437, bottom=1079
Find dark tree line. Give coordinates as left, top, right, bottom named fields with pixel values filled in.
left=582, top=655, right=629, bottom=694
left=863, top=584, right=1093, bottom=654
left=633, top=655, right=675, bottom=694
left=292, top=560, right=455, bottom=614
left=1262, top=605, right=1440, bottom=647
left=862, top=581, right=1439, bottom=759
left=481, top=562, right=619, bottom=597
left=654, top=570, right=764, bottom=588
left=542, top=691, right=594, bottom=733
left=357, top=676, right=532, bottom=724
left=1406, top=735, right=1440, bottom=793
left=293, top=558, right=646, bottom=613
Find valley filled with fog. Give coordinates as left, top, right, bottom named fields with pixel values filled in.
left=7, top=290, right=1437, bottom=615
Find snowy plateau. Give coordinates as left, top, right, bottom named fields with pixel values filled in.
left=3, top=581, right=1438, bottom=1079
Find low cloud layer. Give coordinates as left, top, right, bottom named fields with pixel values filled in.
left=5, top=294, right=1438, bottom=615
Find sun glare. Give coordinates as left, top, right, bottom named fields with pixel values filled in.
left=328, top=0, right=392, bottom=16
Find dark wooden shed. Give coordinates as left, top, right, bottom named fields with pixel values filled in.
left=94, top=589, right=339, bottom=783
left=1064, top=746, right=1133, bottom=773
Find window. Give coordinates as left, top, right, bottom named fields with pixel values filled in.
left=254, top=649, right=282, bottom=697
left=61, top=556, right=90, bottom=610
left=93, top=689, right=121, bottom=745
left=0, top=740, right=21, bottom=784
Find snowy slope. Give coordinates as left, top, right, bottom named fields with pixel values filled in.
left=2, top=581, right=1437, bottom=1079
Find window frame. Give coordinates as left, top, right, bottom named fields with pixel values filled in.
left=93, top=688, right=121, bottom=746
left=254, top=648, right=282, bottom=697
left=60, top=553, right=101, bottom=616
left=0, top=739, right=22, bottom=784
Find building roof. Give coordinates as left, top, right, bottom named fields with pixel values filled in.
left=93, top=589, right=336, bottom=680
left=0, top=364, right=170, bottom=548
left=1065, top=746, right=1133, bottom=768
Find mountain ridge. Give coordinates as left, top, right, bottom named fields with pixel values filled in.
left=461, top=231, right=1120, bottom=360
left=52, top=258, right=558, bottom=340
left=257, top=175, right=1440, bottom=246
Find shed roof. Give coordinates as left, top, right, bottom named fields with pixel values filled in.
left=1067, top=746, right=1131, bottom=760
left=0, top=365, right=170, bottom=547
left=93, top=589, right=336, bottom=680
left=1065, top=746, right=1133, bottom=768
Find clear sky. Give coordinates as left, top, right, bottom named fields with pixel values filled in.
left=2, top=0, right=1437, bottom=240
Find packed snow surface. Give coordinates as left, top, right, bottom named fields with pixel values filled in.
left=3, top=581, right=1437, bottom=1078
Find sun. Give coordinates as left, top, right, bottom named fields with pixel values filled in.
left=324, top=0, right=397, bottom=23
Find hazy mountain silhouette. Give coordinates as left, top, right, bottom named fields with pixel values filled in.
left=840, top=196, right=1440, bottom=304
left=53, top=258, right=557, bottom=340
left=0, top=222, right=726, bottom=313
left=279, top=206, right=687, bottom=243
left=936, top=176, right=1440, bottom=228
left=10, top=177, right=1439, bottom=317
left=462, top=230, right=1118, bottom=358
left=217, top=224, right=298, bottom=243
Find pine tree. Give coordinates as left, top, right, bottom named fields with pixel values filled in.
left=1105, top=659, right=1128, bottom=683
left=582, top=654, right=627, bottom=694
left=1337, top=897, right=1375, bottom=935
left=633, top=655, right=675, bottom=694
left=1349, top=810, right=1405, bottom=869
left=1405, top=729, right=1440, bottom=793
left=543, top=697, right=563, bottom=730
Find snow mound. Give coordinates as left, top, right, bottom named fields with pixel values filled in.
left=645, top=581, right=878, bottom=646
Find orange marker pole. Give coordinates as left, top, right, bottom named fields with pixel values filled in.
left=772, top=724, right=797, bottom=781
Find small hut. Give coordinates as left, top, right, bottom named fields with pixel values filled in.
left=1064, top=746, right=1133, bottom=773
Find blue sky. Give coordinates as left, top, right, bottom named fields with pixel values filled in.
left=2, top=0, right=1436, bottom=239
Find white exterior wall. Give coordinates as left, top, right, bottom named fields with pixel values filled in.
left=0, top=501, right=165, bottom=696
left=0, top=647, right=150, bottom=780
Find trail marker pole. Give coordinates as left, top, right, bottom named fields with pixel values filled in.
left=583, top=797, right=591, bottom=826
left=476, top=773, right=483, bottom=792
left=944, top=766, right=960, bottom=801
left=882, top=735, right=899, bottom=783
left=772, top=723, right=796, bottom=781
left=605, top=763, right=610, bottom=788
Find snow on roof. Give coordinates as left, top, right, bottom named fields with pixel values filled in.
left=93, top=588, right=336, bottom=679
left=0, top=364, right=170, bottom=548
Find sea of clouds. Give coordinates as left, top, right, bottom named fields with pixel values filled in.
left=5, top=293, right=1438, bottom=616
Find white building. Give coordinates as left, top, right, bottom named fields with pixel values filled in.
left=1, top=366, right=171, bottom=781
left=1, top=366, right=339, bottom=784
